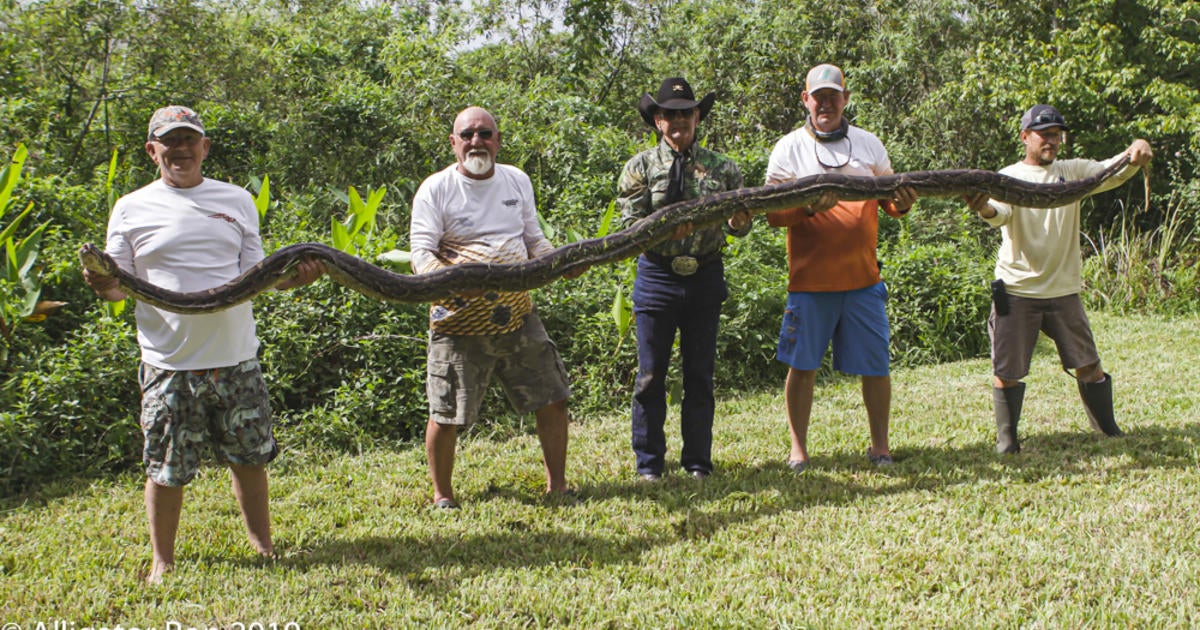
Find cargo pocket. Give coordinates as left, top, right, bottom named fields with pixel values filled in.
left=426, top=358, right=460, bottom=418
left=777, top=308, right=800, bottom=354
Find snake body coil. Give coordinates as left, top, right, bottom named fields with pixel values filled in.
left=79, top=160, right=1131, bottom=314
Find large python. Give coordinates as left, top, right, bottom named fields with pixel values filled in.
left=79, top=157, right=1131, bottom=314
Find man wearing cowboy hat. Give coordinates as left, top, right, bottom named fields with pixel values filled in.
left=615, top=77, right=753, bottom=482
left=764, top=64, right=918, bottom=474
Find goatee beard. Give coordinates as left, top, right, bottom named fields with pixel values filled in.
left=463, top=153, right=494, bottom=176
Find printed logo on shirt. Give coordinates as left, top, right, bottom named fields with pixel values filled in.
left=209, top=213, right=237, bottom=224
left=503, top=198, right=519, bottom=207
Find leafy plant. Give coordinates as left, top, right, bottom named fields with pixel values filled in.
left=0, top=315, right=140, bottom=496
left=252, top=173, right=271, bottom=222
left=594, top=199, right=635, bottom=342
left=1083, top=193, right=1200, bottom=315
left=882, top=237, right=993, bottom=366
left=0, top=144, right=53, bottom=368
left=331, top=185, right=386, bottom=254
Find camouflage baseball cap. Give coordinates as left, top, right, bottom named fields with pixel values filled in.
left=147, top=105, right=205, bottom=139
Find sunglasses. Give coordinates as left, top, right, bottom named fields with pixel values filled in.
left=150, top=132, right=204, bottom=147
left=1032, top=112, right=1065, bottom=126
left=813, top=135, right=852, bottom=169
left=657, top=108, right=695, bottom=120
left=457, top=128, right=495, bottom=140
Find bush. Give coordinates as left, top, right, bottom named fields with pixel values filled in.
left=1, top=317, right=141, bottom=496
left=1081, top=173, right=1200, bottom=316
left=255, top=282, right=432, bottom=447
left=718, top=220, right=790, bottom=386
left=882, top=237, right=993, bottom=367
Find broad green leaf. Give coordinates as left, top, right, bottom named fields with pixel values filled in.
left=538, top=214, right=557, bottom=241
left=254, top=174, right=271, bottom=222
left=13, top=222, right=48, bottom=289
left=328, top=186, right=351, bottom=205
left=347, top=186, right=366, bottom=235
left=377, top=249, right=411, bottom=264
left=596, top=200, right=617, bottom=238
left=0, top=144, right=28, bottom=214
left=18, top=289, right=41, bottom=318
left=105, top=299, right=126, bottom=318
left=0, top=202, right=34, bottom=243
left=359, top=185, right=384, bottom=234
left=331, top=217, right=351, bottom=252
left=377, top=249, right=412, bottom=274
left=611, top=288, right=631, bottom=335
left=5, top=240, right=18, bottom=284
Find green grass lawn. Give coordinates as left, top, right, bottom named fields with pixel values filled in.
left=3, top=312, right=1200, bottom=628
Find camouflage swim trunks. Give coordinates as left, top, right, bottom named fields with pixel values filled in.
left=139, top=357, right=277, bottom=487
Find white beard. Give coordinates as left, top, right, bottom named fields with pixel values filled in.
left=462, top=152, right=494, bottom=176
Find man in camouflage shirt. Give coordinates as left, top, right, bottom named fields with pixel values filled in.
left=615, top=77, right=752, bottom=481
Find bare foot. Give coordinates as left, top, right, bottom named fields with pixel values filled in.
left=544, top=487, right=579, bottom=503
left=145, top=560, right=174, bottom=585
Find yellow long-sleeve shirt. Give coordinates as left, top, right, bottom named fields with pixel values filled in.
left=984, top=155, right=1140, bottom=299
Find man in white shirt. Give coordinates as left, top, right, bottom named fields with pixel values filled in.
left=966, top=104, right=1152, bottom=453
left=409, top=106, right=583, bottom=509
left=83, top=105, right=323, bottom=583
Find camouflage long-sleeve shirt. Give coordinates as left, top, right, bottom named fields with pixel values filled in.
left=616, top=140, right=749, bottom=258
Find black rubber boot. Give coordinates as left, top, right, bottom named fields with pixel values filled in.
left=1078, top=373, right=1123, bottom=436
left=993, top=383, right=1025, bottom=454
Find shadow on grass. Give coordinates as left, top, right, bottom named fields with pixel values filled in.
left=265, top=420, right=1199, bottom=594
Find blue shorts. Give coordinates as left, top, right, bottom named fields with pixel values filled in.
left=776, top=282, right=891, bottom=376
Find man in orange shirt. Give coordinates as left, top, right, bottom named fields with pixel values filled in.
left=765, top=64, right=917, bottom=473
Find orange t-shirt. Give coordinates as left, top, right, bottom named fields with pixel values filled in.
left=767, top=199, right=905, bottom=292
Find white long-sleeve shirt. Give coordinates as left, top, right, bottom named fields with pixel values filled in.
left=106, top=178, right=263, bottom=369
left=409, top=163, right=554, bottom=335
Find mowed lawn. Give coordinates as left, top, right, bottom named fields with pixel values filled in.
left=3, top=312, right=1199, bottom=628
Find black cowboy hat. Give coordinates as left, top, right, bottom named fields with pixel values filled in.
left=638, top=77, right=716, bottom=126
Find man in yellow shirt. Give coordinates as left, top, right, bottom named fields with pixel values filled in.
left=966, top=104, right=1153, bottom=453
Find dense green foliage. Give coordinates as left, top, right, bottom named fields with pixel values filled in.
left=1, top=0, right=1197, bottom=494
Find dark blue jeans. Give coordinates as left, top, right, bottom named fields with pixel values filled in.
left=631, top=255, right=728, bottom=475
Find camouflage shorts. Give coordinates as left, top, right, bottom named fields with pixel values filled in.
left=139, top=357, right=277, bottom=487
left=427, top=312, right=571, bottom=426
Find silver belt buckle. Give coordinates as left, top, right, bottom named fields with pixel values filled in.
left=671, top=255, right=699, bottom=276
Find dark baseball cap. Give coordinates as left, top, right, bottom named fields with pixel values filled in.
left=1021, top=104, right=1069, bottom=131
